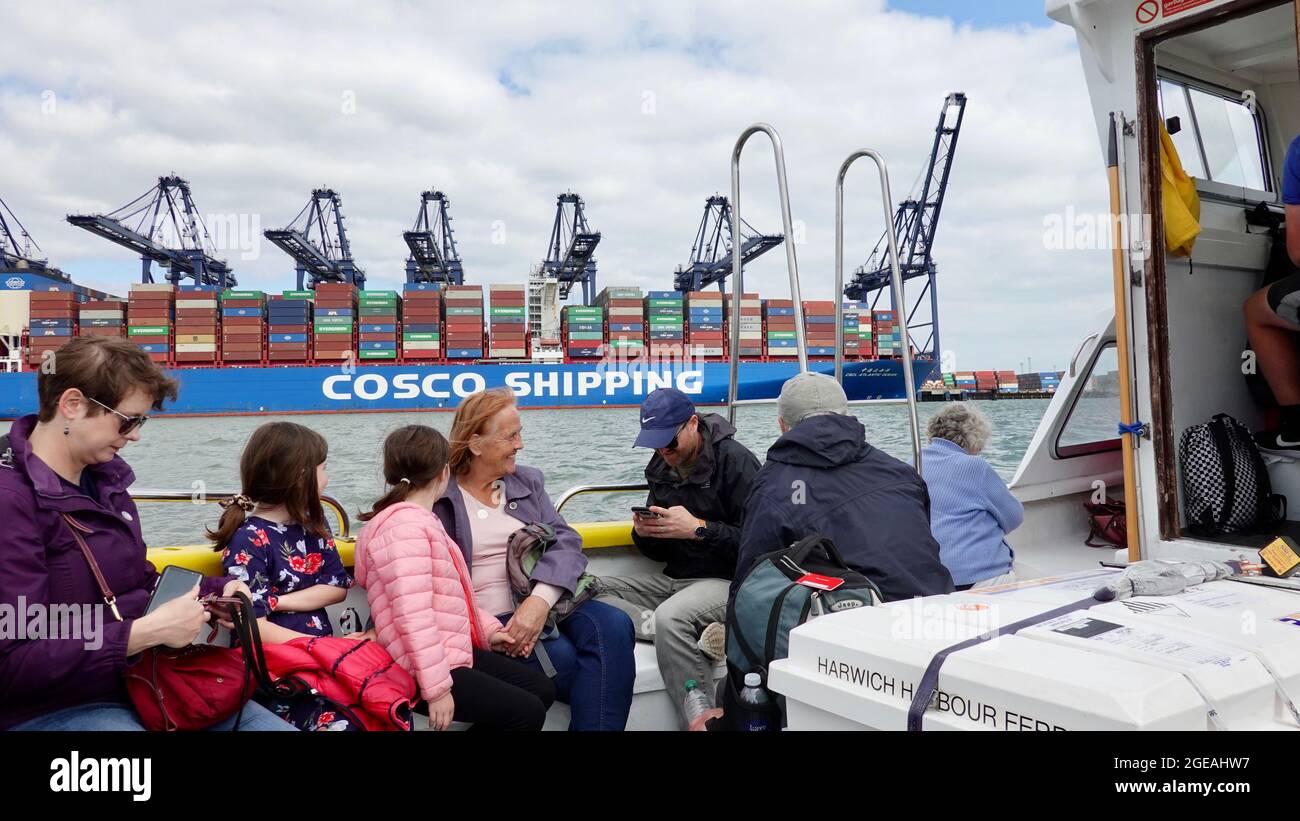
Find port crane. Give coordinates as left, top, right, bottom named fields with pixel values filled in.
left=1, top=196, right=68, bottom=282
left=404, top=190, right=464, bottom=285
left=844, top=92, right=966, bottom=359
left=264, top=189, right=366, bottom=290
left=540, top=192, right=600, bottom=304
left=673, top=194, right=783, bottom=293
left=67, top=175, right=236, bottom=289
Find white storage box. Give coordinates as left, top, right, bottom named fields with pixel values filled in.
left=769, top=569, right=1300, bottom=731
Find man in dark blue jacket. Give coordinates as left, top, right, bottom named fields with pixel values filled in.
left=733, top=372, right=953, bottom=603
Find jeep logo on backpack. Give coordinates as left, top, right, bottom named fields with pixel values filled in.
left=830, top=599, right=864, bottom=612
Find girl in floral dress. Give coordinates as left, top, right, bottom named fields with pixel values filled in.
left=210, top=421, right=354, bottom=730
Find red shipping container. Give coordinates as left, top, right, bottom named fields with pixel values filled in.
left=220, top=352, right=261, bottom=362
left=80, top=328, right=127, bottom=337
left=29, top=292, right=78, bottom=303
left=313, top=339, right=354, bottom=351
left=358, top=333, right=398, bottom=343
left=313, top=350, right=352, bottom=360
left=267, top=325, right=309, bottom=335
left=401, top=350, right=442, bottom=360
left=223, top=316, right=264, bottom=328
left=174, top=352, right=218, bottom=363
left=221, top=342, right=263, bottom=353
left=268, top=351, right=309, bottom=361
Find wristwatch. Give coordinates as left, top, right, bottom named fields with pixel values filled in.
left=694, top=519, right=709, bottom=541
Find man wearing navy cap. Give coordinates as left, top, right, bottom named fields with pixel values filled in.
left=594, top=387, right=760, bottom=728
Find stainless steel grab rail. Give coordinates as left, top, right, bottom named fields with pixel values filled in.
left=554, top=482, right=650, bottom=514
left=834, top=150, right=924, bottom=471
left=728, top=123, right=807, bottom=426
left=130, top=488, right=352, bottom=539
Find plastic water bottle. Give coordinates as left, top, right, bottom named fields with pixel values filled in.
left=739, top=672, right=773, bottom=732
left=683, top=679, right=712, bottom=729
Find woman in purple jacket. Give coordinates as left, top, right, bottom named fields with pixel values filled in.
left=432, top=388, right=635, bottom=731
left=0, top=336, right=292, bottom=731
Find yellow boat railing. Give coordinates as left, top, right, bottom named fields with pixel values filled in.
left=134, top=485, right=640, bottom=576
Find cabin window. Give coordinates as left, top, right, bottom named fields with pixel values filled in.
left=1056, top=343, right=1122, bottom=458
left=1156, top=76, right=1269, bottom=193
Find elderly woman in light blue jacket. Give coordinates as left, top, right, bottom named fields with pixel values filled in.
left=432, top=388, right=635, bottom=731
left=920, top=403, right=1024, bottom=591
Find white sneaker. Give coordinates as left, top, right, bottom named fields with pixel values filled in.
left=697, top=622, right=726, bottom=662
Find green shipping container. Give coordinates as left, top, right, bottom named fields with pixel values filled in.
left=359, top=350, right=397, bottom=360
left=447, top=307, right=484, bottom=316
left=609, top=339, right=644, bottom=348
left=281, top=290, right=314, bottom=300
left=647, top=299, right=683, bottom=307
left=360, top=306, right=399, bottom=317
left=767, top=331, right=797, bottom=340
left=314, top=325, right=353, bottom=335
left=568, top=331, right=604, bottom=341
left=315, top=315, right=354, bottom=326
left=490, top=307, right=525, bottom=316
left=128, top=326, right=170, bottom=336
left=221, top=290, right=265, bottom=301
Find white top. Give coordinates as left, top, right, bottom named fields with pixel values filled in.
left=460, top=485, right=563, bottom=617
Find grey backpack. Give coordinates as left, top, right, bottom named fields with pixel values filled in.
left=725, top=534, right=881, bottom=722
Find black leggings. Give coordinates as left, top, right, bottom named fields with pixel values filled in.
left=448, top=649, right=556, bottom=731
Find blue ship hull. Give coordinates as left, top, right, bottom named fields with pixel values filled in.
left=0, top=359, right=936, bottom=418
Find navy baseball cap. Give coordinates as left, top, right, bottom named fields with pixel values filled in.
left=634, top=388, right=697, bottom=449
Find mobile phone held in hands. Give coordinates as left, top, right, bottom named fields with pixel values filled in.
left=145, top=565, right=203, bottom=616
left=632, top=506, right=662, bottom=519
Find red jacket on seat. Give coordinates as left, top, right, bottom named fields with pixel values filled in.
left=262, top=636, right=417, bottom=731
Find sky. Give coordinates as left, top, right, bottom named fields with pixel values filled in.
left=0, top=0, right=1114, bottom=374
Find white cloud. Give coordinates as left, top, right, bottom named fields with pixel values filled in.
left=0, top=0, right=1113, bottom=371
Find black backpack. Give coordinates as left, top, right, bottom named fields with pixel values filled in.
left=1179, top=414, right=1285, bottom=535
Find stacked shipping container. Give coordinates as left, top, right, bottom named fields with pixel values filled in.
left=220, top=290, right=265, bottom=364
left=27, top=291, right=77, bottom=367
left=645, top=291, right=683, bottom=358
left=563, top=304, right=604, bottom=359
left=359, top=290, right=400, bottom=362
left=444, top=285, right=485, bottom=359
left=802, top=301, right=836, bottom=357
left=129, top=284, right=175, bottom=364
left=313, top=284, right=356, bottom=363
left=765, top=299, right=797, bottom=358
left=488, top=285, right=528, bottom=359
left=686, top=291, right=724, bottom=358
left=174, top=285, right=219, bottom=365
left=402, top=283, right=442, bottom=361
left=873, top=310, right=902, bottom=357
left=727, top=292, right=763, bottom=358
left=268, top=291, right=313, bottom=363
left=78, top=299, right=126, bottom=340
left=598, top=287, right=645, bottom=357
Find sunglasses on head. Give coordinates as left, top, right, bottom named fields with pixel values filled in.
left=85, top=395, right=149, bottom=436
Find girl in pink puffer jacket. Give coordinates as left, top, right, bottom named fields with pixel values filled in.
left=356, top=425, right=555, bottom=731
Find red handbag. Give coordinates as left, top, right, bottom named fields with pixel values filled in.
left=1083, top=498, right=1127, bottom=548
left=61, top=513, right=268, bottom=731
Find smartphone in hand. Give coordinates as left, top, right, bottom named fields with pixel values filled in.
left=632, top=506, right=662, bottom=519
left=145, top=565, right=203, bottom=616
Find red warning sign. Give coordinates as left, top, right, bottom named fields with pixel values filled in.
left=1136, top=0, right=1160, bottom=24
left=1163, top=0, right=1216, bottom=16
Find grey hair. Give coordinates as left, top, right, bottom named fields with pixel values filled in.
left=926, top=403, right=993, bottom=455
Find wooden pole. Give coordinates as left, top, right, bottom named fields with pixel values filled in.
left=1107, top=113, right=1142, bottom=564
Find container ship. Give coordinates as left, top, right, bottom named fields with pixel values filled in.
left=0, top=273, right=938, bottom=417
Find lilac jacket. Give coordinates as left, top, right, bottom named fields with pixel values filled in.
left=432, top=465, right=588, bottom=601
left=0, top=415, right=228, bottom=730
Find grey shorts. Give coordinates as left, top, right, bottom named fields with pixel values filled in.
left=1267, top=273, right=1300, bottom=326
